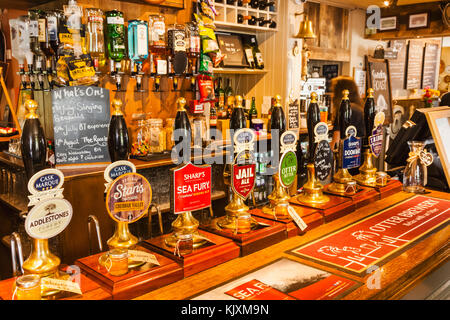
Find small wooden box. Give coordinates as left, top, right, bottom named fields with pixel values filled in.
left=142, top=230, right=240, bottom=278
left=0, top=273, right=111, bottom=300
left=289, top=193, right=355, bottom=223
left=375, top=179, right=403, bottom=199
left=250, top=206, right=322, bottom=237
left=324, top=185, right=380, bottom=209
left=201, top=216, right=287, bottom=256
left=75, top=245, right=183, bottom=300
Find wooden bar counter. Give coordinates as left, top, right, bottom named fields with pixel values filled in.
left=133, top=189, right=449, bottom=300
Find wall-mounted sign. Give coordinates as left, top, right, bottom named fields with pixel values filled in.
left=172, top=162, right=212, bottom=214
left=106, top=172, right=152, bottom=223
left=25, top=198, right=73, bottom=240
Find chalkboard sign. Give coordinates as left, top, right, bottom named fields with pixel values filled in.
left=216, top=33, right=247, bottom=67
left=52, top=86, right=111, bottom=166
left=365, top=56, right=393, bottom=124
left=314, top=140, right=333, bottom=181
left=422, top=43, right=440, bottom=89
left=406, top=40, right=424, bottom=89
left=288, top=100, right=300, bottom=130
left=388, top=40, right=407, bottom=92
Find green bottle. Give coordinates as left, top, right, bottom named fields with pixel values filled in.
left=105, top=10, right=126, bottom=65
left=248, top=97, right=258, bottom=128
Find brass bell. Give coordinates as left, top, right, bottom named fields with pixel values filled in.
left=295, top=18, right=316, bottom=39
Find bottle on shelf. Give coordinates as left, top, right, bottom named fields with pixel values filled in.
left=248, top=97, right=258, bottom=128
left=186, top=22, right=200, bottom=76
left=227, top=0, right=237, bottom=4
left=230, top=95, right=247, bottom=131
left=251, top=36, right=264, bottom=69
left=237, top=14, right=252, bottom=24
left=258, top=18, right=273, bottom=27
left=108, top=98, right=130, bottom=162
left=28, top=9, right=46, bottom=90
left=105, top=9, right=126, bottom=92
left=243, top=39, right=256, bottom=68
left=250, top=0, right=260, bottom=9
left=128, top=19, right=149, bottom=92
left=259, top=1, right=275, bottom=10
left=238, top=0, right=251, bottom=6
left=85, top=8, right=106, bottom=73
left=37, top=10, right=55, bottom=90
left=9, top=17, right=32, bottom=90
left=224, top=78, right=233, bottom=99
left=148, top=14, right=167, bottom=91
left=173, top=97, right=192, bottom=163
left=21, top=99, right=47, bottom=180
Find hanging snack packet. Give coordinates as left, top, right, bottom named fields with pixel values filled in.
left=198, top=74, right=215, bottom=102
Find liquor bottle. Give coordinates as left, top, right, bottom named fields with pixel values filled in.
left=9, top=18, right=28, bottom=88
left=28, top=9, right=45, bottom=89
left=107, top=98, right=130, bottom=162
left=187, top=22, right=200, bottom=75
left=250, top=0, right=260, bottom=9
left=21, top=99, right=47, bottom=180
left=46, top=10, right=61, bottom=58
left=238, top=0, right=251, bottom=6
left=306, top=92, right=321, bottom=162
left=243, top=40, right=255, bottom=68
left=148, top=14, right=166, bottom=91
left=259, top=1, right=275, bottom=10
left=37, top=10, right=56, bottom=89
left=210, top=103, right=217, bottom=130
left=248, top=97, right=258, bottom=128
left=63, top=0, right=83, bottom=56
left=128, top=19, right=149, bottom=91
left=226, top=95, right=234, bottom=120
left=174, top=97, right=192, bottom=162
left=85, top=8, right=106, bottom=71
left=167, top=23, right=187, bottom=90
left=268, top=95, right=286, bottom=135
left=226, top=0, right=237, bottom=4
left=230, top=95, right=247, bottom=130
left=363, top=88, right=376, bottom=147
left=105, top=10, right=126, bottom=91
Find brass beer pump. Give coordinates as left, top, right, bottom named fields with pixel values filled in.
left=165, top=97, right=208, bottom=248
left=354, top=88, right=378, bottom=187
left=262, top=95, right=290, bottom=218
left=297, top=93, right=330, bottom=204
left=326, top=90, right=358, bottom=196
left=21, top=100, right=66, bottom=296
left=217, top=95, right=258, bottom=232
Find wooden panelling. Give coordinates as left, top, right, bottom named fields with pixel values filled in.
left=365, top=2, right=450, bottom=40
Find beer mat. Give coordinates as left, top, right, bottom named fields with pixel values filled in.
left=287, top=195, right=450, bottom=276
left=189, top=257, right=361, bottom=300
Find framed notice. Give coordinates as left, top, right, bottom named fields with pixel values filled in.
left=378, top=16, right=398, bottom=32
left=406, top=39, right=424, bottom=90
left=407, top=12, right=430, bottom=30
left=422, top=107, right=450, bottom=187
left=365, top=56, right=393, bottom=124
left=422, top=42, right=440, bottom=89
